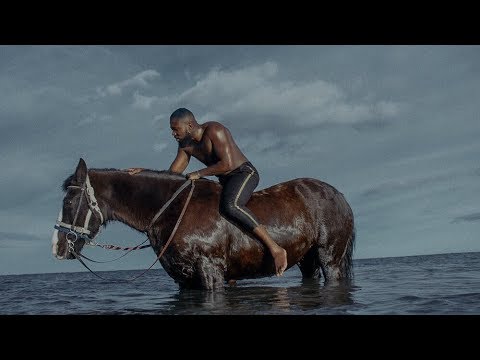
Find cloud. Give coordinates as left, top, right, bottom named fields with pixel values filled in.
left=360, top=179, right=419, bottom=200
left=132, top=91, right=159, bottom=110
left=146, top=62, right=404, bottom=164
left=451, top=212, right=480, bottom=224
left=0, top=231, right=45, bottom=248
left=153, top=114, right=168, bottom=125
left=357, top=170, right=459, bottom=201
left=0, top=85, right=76, bottom=120
left=159, top=62, right=402, bottom=134
left=77, top=113, right=113, bottom=127
left=391, top=142, right=480, bottom=169
left=0, top=231, right=42, bottom=241
left=96, top=69, right=160, bottom=97
left=0, top=239, right=39, bottom=248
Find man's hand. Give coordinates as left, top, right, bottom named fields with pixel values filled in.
left=125, top=167, right=144, bottom=175
left=186, top=171, right=201, bottom=180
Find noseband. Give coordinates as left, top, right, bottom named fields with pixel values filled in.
left=54, top=174, right=104, bottom=252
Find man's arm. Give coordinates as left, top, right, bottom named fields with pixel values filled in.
left=169, top=146, right=191, bottom=174
left=195, top=126, right=235, bottom=177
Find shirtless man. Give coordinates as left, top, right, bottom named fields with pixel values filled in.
left=128, top=108, right=288, bottom=276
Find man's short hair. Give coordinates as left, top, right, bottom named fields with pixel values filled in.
left=170, top=108, right=194, bottom=121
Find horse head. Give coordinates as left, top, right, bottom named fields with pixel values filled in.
left=52, top=158, right=105, bottom=260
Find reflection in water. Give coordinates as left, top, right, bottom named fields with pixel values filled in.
left=164, top=280, right=356, bottom=315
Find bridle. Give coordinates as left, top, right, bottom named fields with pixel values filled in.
left=54, top=174, right=104, bottom=253
left=54, top=173, right=195, bottom=282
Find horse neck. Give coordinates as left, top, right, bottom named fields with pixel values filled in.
left=89, top=170, right=185, bottom=232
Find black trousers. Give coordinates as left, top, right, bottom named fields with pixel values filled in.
left=217, top=162, right=260, bottom=232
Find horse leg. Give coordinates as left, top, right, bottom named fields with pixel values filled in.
left=298, top=246, right=322, bottom=280
left=196, top=256, right=226, bottom=290
left=317, top=249, right=340, bottom=284
left=318, top=231, right=355, bottom=284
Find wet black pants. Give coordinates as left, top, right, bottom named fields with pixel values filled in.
left=217, top=162, right=260, bottom=232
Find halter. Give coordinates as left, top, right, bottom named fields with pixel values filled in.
left=54, top=173, right=196, bottom=282
left=54, top=174, right=104, bottom=249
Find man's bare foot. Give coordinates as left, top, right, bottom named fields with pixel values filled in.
left=272, top=248, right=288, bottom=276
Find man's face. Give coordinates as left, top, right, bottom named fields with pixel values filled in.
left=170, top=118, right=191, bottom=142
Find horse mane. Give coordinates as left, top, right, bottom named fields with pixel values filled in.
left=61, top=168, right=185, bottom=192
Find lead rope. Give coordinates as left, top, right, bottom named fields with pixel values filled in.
left=75, top=238, right=151, bottom=263
left=71, top=179, right=195, bottom=282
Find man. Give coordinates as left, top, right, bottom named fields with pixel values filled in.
left=128, top=108, right=287, bottom=276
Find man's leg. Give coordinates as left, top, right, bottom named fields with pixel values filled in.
left=252, top=224, right=288, bottom=276
left=219, top=164, right=288, bottom=276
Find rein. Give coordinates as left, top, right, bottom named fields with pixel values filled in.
left=124, top=179, right=196, bottom=281
left=78, top=178, right=194, bottom=265
left=59, top=177, right=195, bottom=282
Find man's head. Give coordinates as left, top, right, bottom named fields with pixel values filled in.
left=170, top=108, right=196, bottom=143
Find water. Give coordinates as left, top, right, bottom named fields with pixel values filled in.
left=1, top=252, right=479, bottom=315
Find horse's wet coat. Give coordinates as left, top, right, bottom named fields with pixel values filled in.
left=53, top=159, right=355, bottom=290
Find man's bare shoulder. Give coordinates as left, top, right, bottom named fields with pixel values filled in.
left=203, top=121, right=229, bottom=137
left=204, top=121, right=227, bottom=130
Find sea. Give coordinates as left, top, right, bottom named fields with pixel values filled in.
left=1, top=252, right=479, bottom=315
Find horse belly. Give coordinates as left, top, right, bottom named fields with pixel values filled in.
left=226, top=232, right=313, bottom=280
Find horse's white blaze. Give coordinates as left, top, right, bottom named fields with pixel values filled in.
left=52, top=208, right=62, bottom=257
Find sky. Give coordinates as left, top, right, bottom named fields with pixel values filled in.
left=1, top=45, right=479, bottom=275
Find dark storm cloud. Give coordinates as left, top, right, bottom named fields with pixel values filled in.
left=358, top=173, right=453, bottom=201
left=451, top=213, right=480, bottom=224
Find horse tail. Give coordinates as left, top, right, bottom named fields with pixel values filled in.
left=332, top=189, right=356, bottom=280
left=340, top=225, right=356, bottom=279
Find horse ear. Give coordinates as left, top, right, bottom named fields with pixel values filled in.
left=74, top=158, right=88, bottom=184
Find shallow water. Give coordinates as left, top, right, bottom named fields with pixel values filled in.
left=1, top=252, right=479, bottom=315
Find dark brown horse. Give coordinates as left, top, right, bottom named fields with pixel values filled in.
left=52, top=158, right=355, bottom=290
